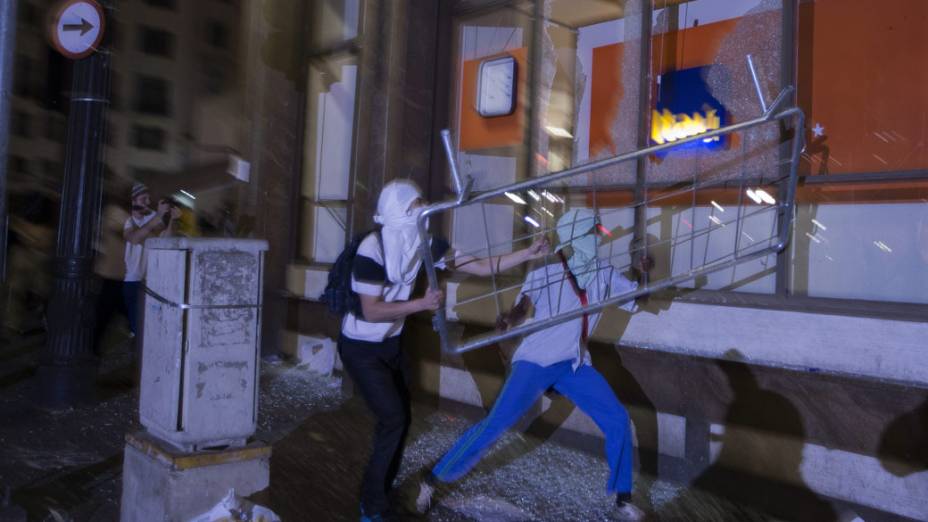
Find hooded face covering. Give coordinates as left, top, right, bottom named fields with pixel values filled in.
left=555, top=208, right=599, bottom=289
left=374, top=180, right=425, bottom=285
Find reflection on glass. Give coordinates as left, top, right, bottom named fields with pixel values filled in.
left=798, top=0, right=928, bottom=176
left=792, top=203, right=928, bottom=304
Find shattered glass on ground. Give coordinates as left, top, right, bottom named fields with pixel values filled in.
left=1, top=332, right=782, bottom=521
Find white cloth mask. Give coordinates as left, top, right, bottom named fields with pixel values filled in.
left=374, top=180, right=425, bottom=285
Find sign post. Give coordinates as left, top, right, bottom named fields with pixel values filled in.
left=38, top=0, right=112, bottom=408
left=0, top=0, right=18, bottom=285
left=47, top=0, right=105, bottom=59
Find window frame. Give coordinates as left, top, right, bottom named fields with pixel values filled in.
left=137, top=25, right=175, bottom=58
left=451, top=0, right=928, bottom=319
left=134, top=74, right=171, bottom=116
left=130, top=124, right=167, bottom=151
left=649, top=0, right=928, bottom=316
left=291, top=0, right=366, bottom=268
left=142, top=0, right=176, bottom=11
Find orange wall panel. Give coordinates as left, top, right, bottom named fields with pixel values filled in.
left=589, top=18, right=739, bottom=157
left=651, top=18, right=738, bottom=75
left=590, top=42, right=625, bottom=157
left=800, top=0, right=928, bottom=175
left=459, top=48, right=527, bottom=151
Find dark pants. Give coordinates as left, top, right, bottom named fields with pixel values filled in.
left=122, top=281, right=141, bottom=336
left=93, top=277, right=128, bottom=356
left=338, top=334, right=411, bottom=516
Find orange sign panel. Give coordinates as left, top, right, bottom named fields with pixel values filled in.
left=459, top=48, right=527, bottom=151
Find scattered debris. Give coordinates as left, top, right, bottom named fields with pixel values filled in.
left=188, top=489, right=280, bottom=522
left=442, top=494, right=535, bottom=521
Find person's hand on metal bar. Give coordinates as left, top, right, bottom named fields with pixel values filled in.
left=525, top=236, right=551, bottom=260
left=635, top=254, right=655, bottom=275
left=359, top=287, right=444, bottom=322
left=420, top=288, right=445, bottom=312
left=495, top=294, right=531, bottom=332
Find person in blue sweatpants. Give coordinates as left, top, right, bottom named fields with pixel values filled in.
left=416, top=208, right=649, bottom=521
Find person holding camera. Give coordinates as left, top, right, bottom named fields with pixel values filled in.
left=121, top=182, right=180, bottom=337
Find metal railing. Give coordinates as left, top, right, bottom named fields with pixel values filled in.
left=418, top=59, right=805, bottom=355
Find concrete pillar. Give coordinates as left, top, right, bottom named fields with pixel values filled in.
left=139, top=238, right=268, bottom=451
left=122, top=239, right=271, bottom=521
left=120, top=432, right=270, bottom=522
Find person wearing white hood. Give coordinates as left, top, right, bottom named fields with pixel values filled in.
left=340, top=179, right=548, bottom=522
left=415, top=208, right=650, bottom=521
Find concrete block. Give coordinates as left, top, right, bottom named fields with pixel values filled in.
left=657, top=412, right=687, bottom=459
left=141, top=239, right=268, bottom=451
left=281, top=333, right=338, bottom=375
left=120, top=431, right=270, bottom=522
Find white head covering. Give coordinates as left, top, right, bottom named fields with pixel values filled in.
left=554, top=208, right=597, bottom=253
left=374, top=180, right=425, bottom=285
left=554, top=208, right=599, bottom=289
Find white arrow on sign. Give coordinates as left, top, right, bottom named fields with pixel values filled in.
left=49, top=0, right=105, bottom=59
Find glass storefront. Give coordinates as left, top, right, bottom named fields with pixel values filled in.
left=434, top=0, right=927, bottom=309
left=789, top=0, right=928, bottom=304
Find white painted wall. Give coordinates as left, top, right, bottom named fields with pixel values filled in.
left=798, top=202, right=928, bottom=304
left=620, top=302, right=928, bottom=386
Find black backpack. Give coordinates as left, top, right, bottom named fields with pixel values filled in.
left=321, top=229, right=383, bottom=318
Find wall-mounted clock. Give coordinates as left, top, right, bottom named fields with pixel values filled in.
left=476, top=55, right=517, bottom=118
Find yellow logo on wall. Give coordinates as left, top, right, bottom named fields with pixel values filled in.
left=651, top=108, right=721, bottom=145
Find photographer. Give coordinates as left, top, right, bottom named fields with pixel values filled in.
left=121, top=182, right=180, bottom=337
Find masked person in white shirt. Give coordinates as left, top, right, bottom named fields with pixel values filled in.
left=415, top=208, right=649, bottom=521
left=340, top=179, right=548, bottom=522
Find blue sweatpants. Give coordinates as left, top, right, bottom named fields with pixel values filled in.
left=431, top=360, right=633, bottom=496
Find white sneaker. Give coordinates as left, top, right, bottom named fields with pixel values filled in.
left=414, top=480, right=435, bottom=514
left=616, top=501, right=645, bottom=521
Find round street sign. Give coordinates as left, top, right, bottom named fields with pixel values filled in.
left=48, top=0, right=105, bottom=60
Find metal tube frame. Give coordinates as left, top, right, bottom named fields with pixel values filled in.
left=419, top=86, right=804, bottom=355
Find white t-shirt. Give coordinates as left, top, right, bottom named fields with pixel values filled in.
left=511, top=259, right=638, bottom=369
left=341, top=233, right=450, bottom=343
left=123, top=212, right=157, bottom=282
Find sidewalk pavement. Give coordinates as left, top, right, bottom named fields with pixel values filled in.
left=1, top=332, right=783, bottom=521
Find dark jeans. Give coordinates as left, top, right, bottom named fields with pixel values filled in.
left=93, top=277, right=128, bottom=356
left=338, top=334, right=411, bottom=516
left=122, top=281, right=140, bottom=336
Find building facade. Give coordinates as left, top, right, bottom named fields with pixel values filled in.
left=4, top=0, right=926, bottom=519
left=280, top=1, right=928, bottom=520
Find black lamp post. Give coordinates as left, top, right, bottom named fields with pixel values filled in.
left=37, top=0, right=114, bottom=408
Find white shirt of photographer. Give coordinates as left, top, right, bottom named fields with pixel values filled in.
left=123, top=212, right=158, bottom=282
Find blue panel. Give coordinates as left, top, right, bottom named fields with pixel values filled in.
left=652, top=65, right=728, bottom=154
